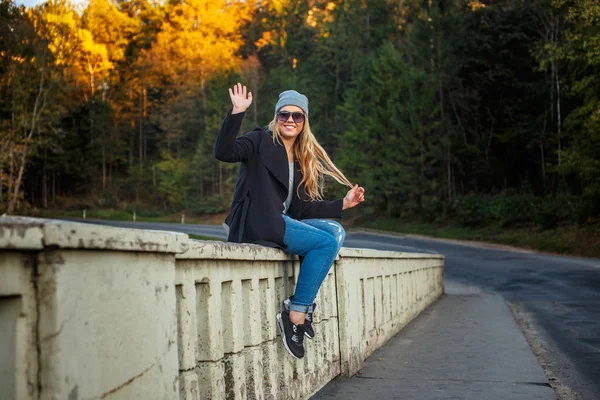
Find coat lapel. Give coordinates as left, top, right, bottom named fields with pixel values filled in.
left=259, top=131, right=290, bottom=190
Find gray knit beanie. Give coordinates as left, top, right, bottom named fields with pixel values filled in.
left=275, top=90, right=309, bottom=118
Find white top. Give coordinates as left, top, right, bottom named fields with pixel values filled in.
left=282, top=162, right=294, bottom=214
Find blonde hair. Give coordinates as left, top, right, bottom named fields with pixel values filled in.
left=268, top=115, right=353, bottom=201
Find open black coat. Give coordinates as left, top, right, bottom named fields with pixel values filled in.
left=214, top=110, right=344, bottom=250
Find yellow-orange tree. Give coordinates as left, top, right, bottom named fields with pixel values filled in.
left=1, top=0, right=79, bottom=213
left=140, top=0, right=251, bottom=208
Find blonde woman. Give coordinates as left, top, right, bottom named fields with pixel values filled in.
left=214, top=83, right=365, bottom=359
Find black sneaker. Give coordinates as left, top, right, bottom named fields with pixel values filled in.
left=304, top=303, right=317, bottom=339
left=276, top=310, right=306, bottom=359
left=284, top=297, right=317, bottom=340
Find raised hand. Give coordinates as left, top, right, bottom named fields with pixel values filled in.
left=229, top=83, right=252, bottom=114
left=343, top=184, right=365, bottom=210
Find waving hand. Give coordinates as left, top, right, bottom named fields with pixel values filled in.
left=229, top=83, right=252, bottom=114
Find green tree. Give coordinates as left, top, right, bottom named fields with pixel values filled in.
left=552, top=0, right=600, bottom=218
left=337, top=43, right=439, bottom=216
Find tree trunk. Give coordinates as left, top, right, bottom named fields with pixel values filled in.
left=540, top=142, right=546, bottom=190
left=448, top=90, right=467, bottom=144
left=8, top=145, right=29, bottom=214
left=8, top=70, right=47, bottom=214
left=52, top=170, right=56, bottom=206
left=8, top=149, right=13, bottom=201
left=42, top=148, right=47, bottom=209
left=436, top=29, right=450, bottom=204
left=541, top=107, right=548, bottom=191
left=129, top=89, right=135, bottom=168
left=152, top=165, right=156, bottom=187
left=556, top=60, right=561, bottom=168
left=139, top=88, right=145, bottom=173
left=200, top=76, right=208, bottom=132
left=102, top=142, right=107, bottom=193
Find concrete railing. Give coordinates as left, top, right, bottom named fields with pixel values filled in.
left=0, top=217, right=187, bottom=400
left=0, top=217, right=444, bottom=400
left=175, top=242, right=340, bottom=399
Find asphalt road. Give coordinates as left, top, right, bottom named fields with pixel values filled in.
left=83, top=219, right=600, bottom=399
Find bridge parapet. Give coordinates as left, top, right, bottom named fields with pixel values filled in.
left=176, top=241, right=340, bottom=399
left=0, top=217, right=443, bottom=399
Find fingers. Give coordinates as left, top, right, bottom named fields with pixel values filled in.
left=351, top=184, right=365, bottom=203
left=230, top=83, right=250, bottom=99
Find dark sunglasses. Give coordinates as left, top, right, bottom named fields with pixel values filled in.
left=277, top=111, right=305, bottom=124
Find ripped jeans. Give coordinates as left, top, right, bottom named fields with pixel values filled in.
left=281, top=215, right=346, bottom=313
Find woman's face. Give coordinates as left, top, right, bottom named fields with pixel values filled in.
left=277, top=105, right=305, bottom=141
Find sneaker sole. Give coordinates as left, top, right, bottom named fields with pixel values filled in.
left=276, top=313, right=302, bottom=360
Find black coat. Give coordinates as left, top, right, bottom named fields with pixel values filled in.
left=214, top=109, right=344, bottom=250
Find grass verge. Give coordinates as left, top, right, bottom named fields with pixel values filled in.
left=188, top=234, right=225, bottom=242
left=360, top=219, right=600, bottom=259
left=30, top=208, right=227, bottom=225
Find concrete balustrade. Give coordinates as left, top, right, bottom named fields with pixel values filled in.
left=0, top=217, right=444, bottom=400
left=175, top=242, right=340, bottom=399
left=0, top=217, right=188, bottom=400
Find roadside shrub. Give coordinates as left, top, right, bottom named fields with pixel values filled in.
left=536, top=194, right=581, bottom=229
left=452, top=193, right=488, bottom=227
left=97, top=192, right=119, bottom=209
left=188, top=195, right=229, bottom=215
left=65, top=199, right=94, bottom=211
left=420, top=195, right=444, bottom=222
left=497, top=194, right=538, bottom=227
left=136, top=208, right=165, bottom=218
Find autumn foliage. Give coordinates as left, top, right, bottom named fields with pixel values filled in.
left=0, top=0, right=598, bottom=230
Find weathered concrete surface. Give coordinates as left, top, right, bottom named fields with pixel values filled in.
left=313, top=281, right=555, bottom=400
left=175, top=241, right=342, bottom=400
left=0, top=217, right=187, bottom=400
left=0, top=216, right=188, bottom=253
left=37, top=250, right=180, bottom=400
left=0, top=253, right=38, bottom=400
left=177, top=239, right=296, bottom=261
left=175, top=242, right=444, bottom=399
left=2, top=218, right=445, bottom=400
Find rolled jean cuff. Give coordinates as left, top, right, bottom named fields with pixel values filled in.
left=290, top=302, right=312, bottom=313
left=288, top=296, right=313, bottom=313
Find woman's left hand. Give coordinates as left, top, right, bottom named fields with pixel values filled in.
left=343, top=184, right=365, bottom=210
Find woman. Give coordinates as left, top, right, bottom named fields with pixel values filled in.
left=214, top=83, right=365, bottom=359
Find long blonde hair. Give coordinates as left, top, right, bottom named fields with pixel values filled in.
left=268, top=115, right=353, bottom=201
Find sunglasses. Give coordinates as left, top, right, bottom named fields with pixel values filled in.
left=277, top=111, right=305, bottom=124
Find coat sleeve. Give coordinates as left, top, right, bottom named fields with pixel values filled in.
left=214, top=109, right=263, bottom=162
left=299, top=198, right=344, bottom=220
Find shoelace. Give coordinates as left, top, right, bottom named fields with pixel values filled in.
left=291, top=324, right=301, bottom=343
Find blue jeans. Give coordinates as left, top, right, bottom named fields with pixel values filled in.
left=282, top=214, right=346, bottom=313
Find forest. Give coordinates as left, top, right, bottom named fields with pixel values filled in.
left=1, top=0, right=599, bottom=239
